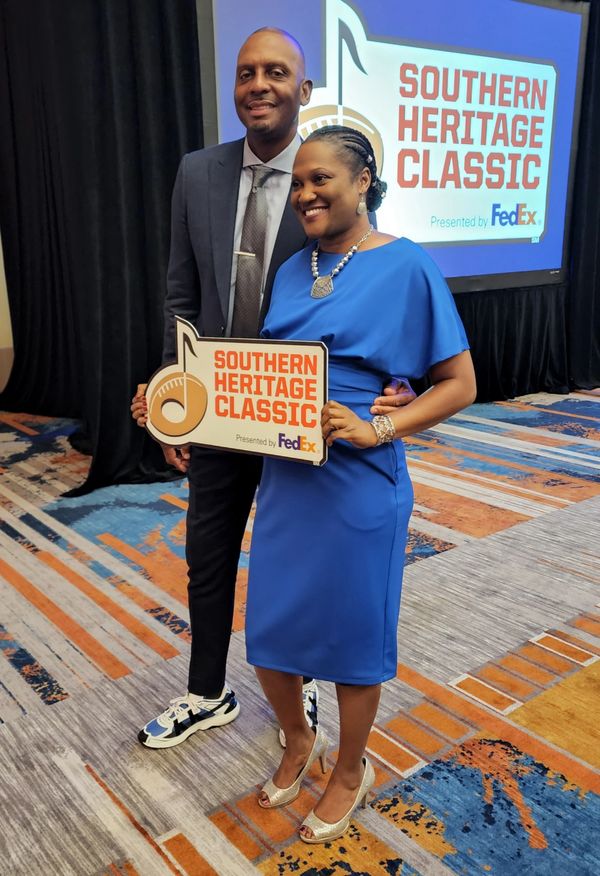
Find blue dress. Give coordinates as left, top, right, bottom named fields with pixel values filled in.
left=245, top=238, right=468, bottom=684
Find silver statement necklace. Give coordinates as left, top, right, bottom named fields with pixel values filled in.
left=310, top=224, right=374, bottom=299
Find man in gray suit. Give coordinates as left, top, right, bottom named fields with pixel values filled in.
left=134, top=28, right=414, bottom=750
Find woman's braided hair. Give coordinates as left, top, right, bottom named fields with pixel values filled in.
left=304, top=125, right=387, bottom=211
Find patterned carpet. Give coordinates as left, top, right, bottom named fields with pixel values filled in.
left=0, top=393, right=599, bottom=875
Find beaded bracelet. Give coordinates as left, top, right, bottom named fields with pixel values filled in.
left=370, top=414, right=396, bottom=445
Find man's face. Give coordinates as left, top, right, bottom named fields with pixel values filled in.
left=234, top=31, right=312, bottom=149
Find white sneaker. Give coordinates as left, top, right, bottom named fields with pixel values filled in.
left=279, top=680, right=319, bottom=748
left=138, top=686, right=240, bottom=749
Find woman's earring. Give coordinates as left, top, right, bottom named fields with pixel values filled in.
left=356, top=194, right=368, bottom=215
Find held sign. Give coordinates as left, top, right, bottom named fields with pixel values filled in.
left=145, top=318, right=328, bottom=465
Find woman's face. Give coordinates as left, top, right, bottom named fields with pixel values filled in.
left=291, top=140, right=370, bottom=242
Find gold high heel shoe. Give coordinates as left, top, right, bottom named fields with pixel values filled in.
left=299, top=756, right=375, bottom=843
left=258, top=726, right=328, bottom=809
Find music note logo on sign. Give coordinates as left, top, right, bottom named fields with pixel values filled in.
left=146, top=320, right=208, bottom=442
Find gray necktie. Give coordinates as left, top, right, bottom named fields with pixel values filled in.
left=231, top=165, right=277, bottom=338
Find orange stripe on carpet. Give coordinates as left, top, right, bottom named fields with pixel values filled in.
left=235, top=791, right=295, bottom=843
left=367, top=726, right=424, bottom=774
left=515, top=643, right=575, bottom=675
left=410, top=459, right=566, bottom=508
left=411, top=481, right=530, bottom=536
left=0, top=557, right=130, bottom=679
left=497, top=399, right=600, bottom=424
left=232, top=567, right=248, bottom=632
left=409, top=702, right=472, bottom=741
left=570, top=615, right=600, bottom=638
left=37, top=551, right=179, bottom=660
left=208, top=810, right=263, bottom=861
left=106, top=577, right=191, bottom=643
left=408, top=437, right=600, bottom=501
left=385, top=714, right=447, bottom=757
left=549, top=629, right=600, bottom=657
left=535, top=634, right=596, bottom=664
left=85, top=765, right=182, bottom=875
left=161, top=833, right=217, bottom=875
left=63, top=544, right=190, bottom=644
left=497, top=654, right=557, bottom=686
left=397, top=663, right=600, bottom=794
left=98, top=533, right=188, bottom=605
left=104, top=863, right=139, bottom=876
left=475, top=664, right=540, bottom=699
left=160, top=493, right=188, bottom=511
left=508, top=429, right=580, bottom=448
left=0, top=415, right=39, bottom=435
left=451, top=675, right=519, bottom=712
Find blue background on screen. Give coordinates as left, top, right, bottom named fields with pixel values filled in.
left=212, top=0, right=584, bottom=281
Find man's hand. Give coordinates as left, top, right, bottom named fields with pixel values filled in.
left=131, top=383, right=148, bottom=427
left=321, top=400, right=378, bottom=449
left=161, top=443, right=191, bottom=474
left=130, top=383, right=190, bottom=473
left=370, top=377, right=416, bottom=415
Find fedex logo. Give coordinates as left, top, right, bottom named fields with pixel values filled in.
left=278, top=432, right=316, bottom=453
left=491, top=203, right=537, bottom=227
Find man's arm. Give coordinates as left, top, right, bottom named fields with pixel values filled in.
left=370, top=377, right=417, bottom=414
left=132, top=155, right=201, bottom=474
left=162, top=154, right=202, bottom=364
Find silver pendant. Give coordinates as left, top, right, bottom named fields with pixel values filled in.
left=310, top=275, right=333, bottom=298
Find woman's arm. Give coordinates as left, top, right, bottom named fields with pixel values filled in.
left=322, top=350, right=476, bottom=448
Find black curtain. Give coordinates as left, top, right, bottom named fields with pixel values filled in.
left=567, top=0, right=600, bottom=389
left=0, top=0, right=203, bottom=489
left=454, top=284, right=570, bottom=401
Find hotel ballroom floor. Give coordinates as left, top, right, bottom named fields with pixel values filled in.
left=0, top=392, right=599, bottom=875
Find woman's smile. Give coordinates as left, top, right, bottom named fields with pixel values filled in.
left=302, top=206, right=329, bottom=218
left=291, top=140, right=372, bottom=248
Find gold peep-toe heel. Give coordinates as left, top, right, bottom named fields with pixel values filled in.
left=299, top=756, right=375, bottom=843
left=258, top=725, right=328, bottom=809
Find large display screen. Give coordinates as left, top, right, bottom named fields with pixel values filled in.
left=211, top=0, right=589, bottom=291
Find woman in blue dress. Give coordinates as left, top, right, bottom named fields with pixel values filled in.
left=245, top=126, right=476, bottom=842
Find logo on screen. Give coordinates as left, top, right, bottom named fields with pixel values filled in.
left=299, top=0, right=555, bottom=246
left=298, top=20, right=383, bottom=174
left=491, top=203, right=538, bottom=227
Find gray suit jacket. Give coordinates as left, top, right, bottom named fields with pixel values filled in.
left=162, top=138, right=307, bottom=363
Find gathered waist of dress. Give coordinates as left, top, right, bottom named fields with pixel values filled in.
left=327, top=361, right=386, bottom=397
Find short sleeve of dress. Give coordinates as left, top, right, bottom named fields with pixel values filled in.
left=403, top=245, right=470, bottom=379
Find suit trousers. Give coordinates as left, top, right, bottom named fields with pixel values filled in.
left=186, top=446, right=263, bottom=697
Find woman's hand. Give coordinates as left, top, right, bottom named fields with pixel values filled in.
left=321, top=400, right=379, bottom=449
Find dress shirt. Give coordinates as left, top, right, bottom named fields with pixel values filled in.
left=225, top=135, right=301, bottom=336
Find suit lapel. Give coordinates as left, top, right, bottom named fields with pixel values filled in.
left=209, top=141, right=244, bottom=321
